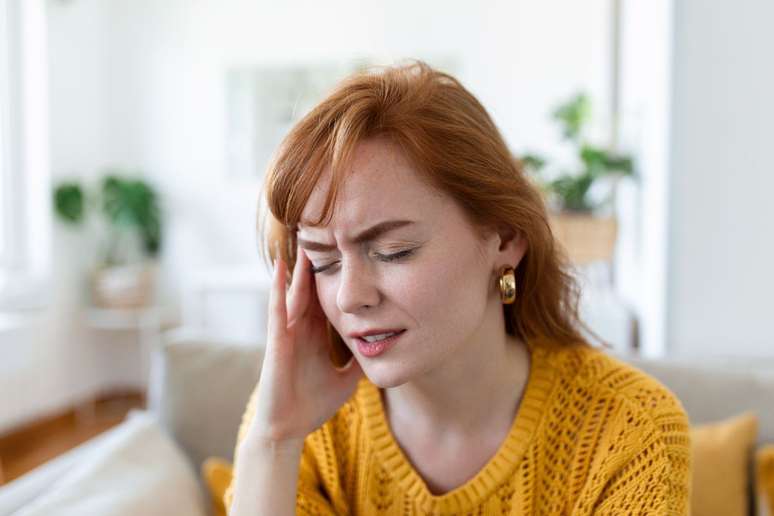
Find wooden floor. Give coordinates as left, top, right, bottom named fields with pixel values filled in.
left=0, top=391, right=145, bottom=486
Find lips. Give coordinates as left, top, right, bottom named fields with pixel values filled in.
left=348, top=328, right=406, bottom=340
left=361, top=330, right=402, bottom=342
left=355, top=330, right=406, bottom=357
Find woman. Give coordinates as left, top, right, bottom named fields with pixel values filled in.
left=225, top=61, right=691, bottom=515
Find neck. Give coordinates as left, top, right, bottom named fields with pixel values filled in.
left=382, top=297, right=531, bottom=437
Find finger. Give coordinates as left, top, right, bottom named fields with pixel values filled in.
left=267, top=243, right=288, bottom=343
left=286, top=245, right=311, bottom=325
left=306, top=271, right=327, bottom=322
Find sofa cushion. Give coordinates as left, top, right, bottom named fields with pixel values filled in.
left=10, top=411, right=206, bottom=516
left=149, top=335, right=263, bottom=471
left=690, top=412, right=759, bottom=516
left=202, top=457, right=230, bottom=516
left=617, top=354, right=774, bottom=445
left=757, top=445, right=774, bottom=516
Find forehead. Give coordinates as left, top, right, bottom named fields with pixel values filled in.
left=298, top=138, right=447, bottom=234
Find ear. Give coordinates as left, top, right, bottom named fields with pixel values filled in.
left=494, top=227, right=528, bottom=270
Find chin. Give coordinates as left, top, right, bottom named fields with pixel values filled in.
left=360, top=361, right=416, bottom=389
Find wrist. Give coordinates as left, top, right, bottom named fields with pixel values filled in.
left=239, top=430, right=305, bottom=457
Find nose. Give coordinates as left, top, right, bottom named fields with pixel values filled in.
left=336, top=257, right=380, bottom=314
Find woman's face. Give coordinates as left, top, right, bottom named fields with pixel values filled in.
left=297, top=137, right=522, bottom=387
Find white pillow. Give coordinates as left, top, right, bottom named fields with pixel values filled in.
left=12, top=411, right=207, bottom=516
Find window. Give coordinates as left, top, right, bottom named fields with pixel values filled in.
left=0, top=0, right=18, bottom=271
left=0, top=0, right=49, bottom=310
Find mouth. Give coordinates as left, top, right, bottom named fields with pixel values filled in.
left=355, top=329, right=406, bottom=358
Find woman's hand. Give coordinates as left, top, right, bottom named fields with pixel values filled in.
left=243, top=242, right=364, bottom=448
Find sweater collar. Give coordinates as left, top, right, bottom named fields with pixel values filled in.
left=357, top=336, right=557, bottom=513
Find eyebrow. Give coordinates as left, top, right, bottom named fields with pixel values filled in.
left=297, top=220, right=416, bottom=252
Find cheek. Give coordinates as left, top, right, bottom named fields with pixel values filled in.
left=389, top=251, right=486, bottom=332
left=414, top=246, right=495, bottom=347
left=313, top=277, right=338, bottom=321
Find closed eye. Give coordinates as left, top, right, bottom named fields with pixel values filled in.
left=376, top=248, right=415, bottom=262
left=310, top=260, right=341, bottom=275
left=310, top=248, right=417, bottom=275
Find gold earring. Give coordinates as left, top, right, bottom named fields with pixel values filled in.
left=499, top=266, right=516, bottom=304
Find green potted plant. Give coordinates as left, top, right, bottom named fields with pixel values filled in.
left=53, top=171, right=163, bottom=309
left=520, top=93, right=635, bottom=264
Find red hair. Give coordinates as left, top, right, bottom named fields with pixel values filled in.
left=258, top=60, right=597, bottom=363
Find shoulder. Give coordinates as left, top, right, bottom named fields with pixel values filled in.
left=535, top=340, right=691, bottom=469
left=540, top=340, right=690, bottom=427
left=541, top=340, right=692, bottom=477
left=537, top=341, right=692, bottom=511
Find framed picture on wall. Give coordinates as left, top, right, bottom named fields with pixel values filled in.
left=225, top=59, right=371, bottom=181
left=224, top=56, right=460, bottom=181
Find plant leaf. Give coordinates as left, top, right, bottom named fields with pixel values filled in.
left=552, top=92, right=591, bottom=141
left=53, top=182, right=85, bottom=224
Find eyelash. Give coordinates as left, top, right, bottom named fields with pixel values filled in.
left=310, top=248, right=416, bottom=275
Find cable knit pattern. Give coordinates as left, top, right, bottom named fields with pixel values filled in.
left=225, top=337, right=691, bottom=515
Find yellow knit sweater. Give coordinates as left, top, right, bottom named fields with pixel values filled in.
left=225, top=337, right=692, bottom=515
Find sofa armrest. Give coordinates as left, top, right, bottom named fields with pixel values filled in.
left=148, top=333, right=263, bottom=470
left=4, top=410, right=207, bottom=516
left=0, top=428, right=112, bottom=515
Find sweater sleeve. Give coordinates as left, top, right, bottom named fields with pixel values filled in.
left=589, top=391, right=692, bottom=515
left=224, top=384, right=337, bottom=515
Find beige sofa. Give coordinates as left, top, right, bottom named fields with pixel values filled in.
left=0, top=335, right=772, bottom=515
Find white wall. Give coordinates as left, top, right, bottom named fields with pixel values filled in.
left=99, top=0, right=613, bottom=289
left=667, top=0, right=774, bottom=357
left=3, top=0, right=616, bottom=431
left=92, top=0, right=615, bottom=340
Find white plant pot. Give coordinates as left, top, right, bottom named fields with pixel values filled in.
left=90, top=262, right=157, bottom=309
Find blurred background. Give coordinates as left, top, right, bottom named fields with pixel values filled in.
left=0, top=0, right=772, bottom=490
